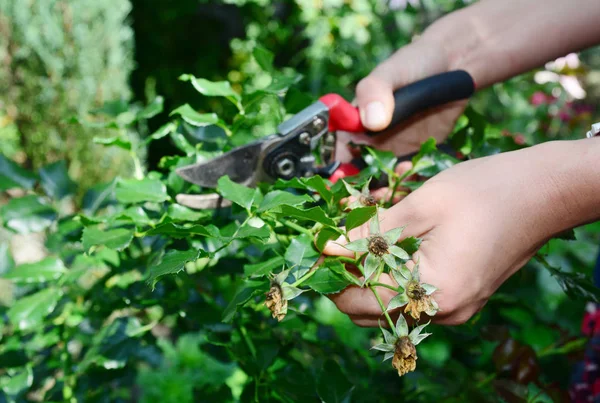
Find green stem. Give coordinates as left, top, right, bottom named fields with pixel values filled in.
left=240, top=325, right=257, bottom=358
left=337, top=256, right=358, bottom=265
left=370, top=286, right=396, bottom=332
left=279, top=218, right=313, bottom=236
left=371, top=282, right=398, bottom=292
left=292, top=267, right=318, bottom=287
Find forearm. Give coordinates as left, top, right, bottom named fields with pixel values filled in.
left=536, top=137, right=600, bottom=238
left=421, top=0, right=600, bottom=88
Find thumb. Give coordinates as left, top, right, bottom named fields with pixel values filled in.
left=355, top=74, right=395, bottom=132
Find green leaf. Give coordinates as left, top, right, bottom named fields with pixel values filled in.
left=411, top=138, right=459, bottom=177
left=257, top=190, right=312, bottom=213
left=235, top=221, right=271, bottom=241
left=315, top=226, right=343, bottom=252
left=147, top=249, right=201, bottom=289
left=244, top=256, right=285, bottom=278
left=82, top=227, right=134, bottom=253
left=79, top=317, right=148, bottom=371
left=7, top=288, right=62, bottom=331
left=345, top=206, right=377, bottom=233
left=284, top=235, right=319, bottom=271
left=179, top=74, right=241, bottom=100
left=39, top=160, right=76, bottom=200
left=0, top=195, right=57, bottom=234
left=317, top=360, right=354, bottom=403
left=166, top=204, right=210, bottom=222
left=217, top=176, right=259, bottom=211
left=170, top=104, right=221, bottom=127
left=137, top=96, right=164, bottom=119
left=1, top=366, right=33, bottom=396
left=398, top=236, right=422, bottom=255
left=253, top=46, right=274, bottom=72
left=83, top=179, right=116, bottom=215
left=114, top=206, right=152, bottom=226
left=303, top=176, right=334, bottom=205
left=115, top=178, right=169, bottom=204
left=276, top=205, right=335, bottom=227
left=147, top=121, right=177, bottom=142
left=0, top=154, right=37, bottom=191
left=305, top=263, right=353, bottom=294
left=0, top=243, right=15, bottom=276
left=364, top=147, right=397, bottom=175
left=222, top=280, right=269, bottom=323
left=93, top=136, right=132, bottom=151
left=4, top=257, right=66, bottom=283
left=145, top=223, right=221, bottom=239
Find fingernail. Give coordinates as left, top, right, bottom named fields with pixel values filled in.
left=363, top=101, right=386, bottom=129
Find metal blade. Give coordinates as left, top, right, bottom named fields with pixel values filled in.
left=176, top=141, right=264, bottom=188
left=175, top=193, right=232, bottom=210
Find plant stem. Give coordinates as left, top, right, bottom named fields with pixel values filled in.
left=337, top=256, right=358, bottom=265
left=239, top=324, right=257, bottom=358
left=292, top=267, right=318, bottom=287
left=279, top=218, right=312, bottom=236
left=370, top=285, right=396, bottom=332
left=371, top=282, right=398, bottom=292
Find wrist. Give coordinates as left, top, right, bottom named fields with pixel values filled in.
left=531, top=139, right=600, bottom=238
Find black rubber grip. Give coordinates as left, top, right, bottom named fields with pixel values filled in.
left=368, top=70, right=475, bottom=135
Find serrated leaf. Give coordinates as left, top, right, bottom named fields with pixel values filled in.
left=0, top=195, right=57, bottom=234
left=7, top=288, right=62, bottom=331
left=115, top=178, right=169, bottom=204
left=235, top=222, right=271, bottom=241
left=276, top=205, right=335, bottom=227
left=284, top=235, right=319, bottom=270
left=304, top=263, right=353, bottom=294
left=345, top=206, right=377, bottom=233
left=217, top=176, right=259, bottom=211
left=257, top=191, right=312, bottom=213
left=4, top=257, right=66, bottom=283
left=315, top=226, right=343, bottom=252
left=170, top=104, right=220, bottom=127
left=166, top=204, right=210, bottom=222
left=147, top=249, right=201, bottom=289
left=365, top=147, right=397, bottom=175
left=222, top=280, right=268, bottom=323
left=93, top=136, right=132, bottom=151
left=0, top=154, right=37, bottom=191
left=114, top=206, right=152, bottom=226
left=82, top=227, right=134, bottom=253
left=303, top=176, right=333, bottom=206
left=244, top=256, right=285, bottom=278
left=386, top=293, right=409, bottom=312
left=39, top=160, right=76, bottom=199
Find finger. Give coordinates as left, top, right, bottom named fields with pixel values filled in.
left=329, top=281, right=398, bottom=317
left=355, top=74, right=395, bottom=131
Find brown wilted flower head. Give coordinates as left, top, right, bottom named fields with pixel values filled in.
left=359, top=193, right=377, bottom=207
left=392, top=336, right=417, bottom=376
left=368, top=235, right=388, bottom=257
left=343, top=179, right=378, bottom=209
left=404, top=278, right=438, bottom=321
left=391, top=263, right=439, bottom=321
left=265, top=282, right=287, bottom=322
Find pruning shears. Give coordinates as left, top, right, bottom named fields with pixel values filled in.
left=175, top=71, right=475, bottom=209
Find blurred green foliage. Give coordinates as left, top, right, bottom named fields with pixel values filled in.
left=0, top=0, right=136, bottom=189
left=1, top=0, right=600, bottom=402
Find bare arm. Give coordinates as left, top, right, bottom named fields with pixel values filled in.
left=424, top=0, right=600, bottom=87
